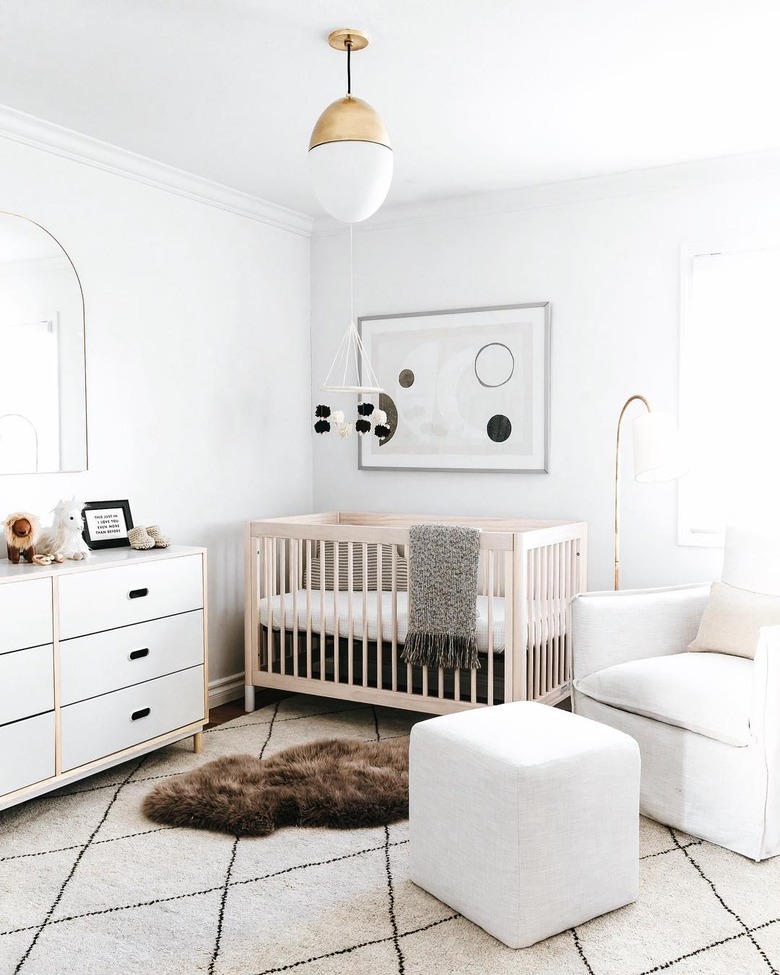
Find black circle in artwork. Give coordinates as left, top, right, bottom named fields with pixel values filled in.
left=487, top=414, right=512, bottom=442
left=398, top=368, right=415, bottom=388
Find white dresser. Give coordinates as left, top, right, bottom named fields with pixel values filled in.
left=0, top=545, right=208, bottom=810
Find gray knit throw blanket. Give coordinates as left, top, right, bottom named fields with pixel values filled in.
left=402, top=524, right=481, bottom=670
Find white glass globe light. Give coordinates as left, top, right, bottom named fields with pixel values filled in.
left=309, top=95, right=393, bottom=223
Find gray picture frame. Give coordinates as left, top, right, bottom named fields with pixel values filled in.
left=357, top=301, right=551, bottom=474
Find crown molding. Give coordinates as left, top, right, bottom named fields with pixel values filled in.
left=0, top=104, right=314, bottom=238
left=312, top=148, right=780, bottom=237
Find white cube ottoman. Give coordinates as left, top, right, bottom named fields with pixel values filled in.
left=409, top=701, right=640, bottom=948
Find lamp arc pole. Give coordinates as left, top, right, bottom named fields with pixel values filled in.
left=614, top=394, right=651, bottom=591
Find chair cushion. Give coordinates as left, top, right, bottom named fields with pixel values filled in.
left=574, top=652, right=754, bottom=746
left=688, top=581, right=780, bottom=659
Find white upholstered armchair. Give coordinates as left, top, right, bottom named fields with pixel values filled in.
left=571, top=568, right=780, bottom=861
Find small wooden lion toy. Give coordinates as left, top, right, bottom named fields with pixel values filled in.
left=4, top=512, right=41, bottom=564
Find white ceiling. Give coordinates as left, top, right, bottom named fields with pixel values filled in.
left=0, top=0, right=779, bottom=218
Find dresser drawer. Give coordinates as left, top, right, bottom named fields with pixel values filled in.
left=58, top=555, right=203, bottom=639
left=0, top=644, right=54, bottom=724
left=60, top=611, right=204, bottom=705
left=61, top=665, right=205, bottom=771
left=0, top=711, right=55, bottom=797
left=0, top=578, right=53, bottom=655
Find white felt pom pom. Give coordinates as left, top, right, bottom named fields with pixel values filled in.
left=374, top=409, right=387, bottom=425
left=337, top=421, right=353, bottom=438
left=331, top=410, right=345, bottom=424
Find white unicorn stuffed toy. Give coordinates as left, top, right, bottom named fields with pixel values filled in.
left=38, top=499, right=90, bottom=561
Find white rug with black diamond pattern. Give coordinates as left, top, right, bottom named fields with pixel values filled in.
left=2, top=694, right=780, bottom=975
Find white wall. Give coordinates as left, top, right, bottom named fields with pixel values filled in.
left=0, top=136, right=313, bottom=693
left=310, top=162, right=780, bottom=591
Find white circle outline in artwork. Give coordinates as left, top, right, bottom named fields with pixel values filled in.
left=474, top=343, right=515, bottom=388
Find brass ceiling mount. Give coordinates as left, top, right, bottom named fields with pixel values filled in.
left=328, top=29, right=369, bottom=52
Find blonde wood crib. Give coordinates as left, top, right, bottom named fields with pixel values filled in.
left=244, top=513, right=587, bottom=716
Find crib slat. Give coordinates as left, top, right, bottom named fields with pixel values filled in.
left=558, top=541, right=566, bottom=688
left=305, top=539, right=313, bottom=679
left=362, top=542, right=369, bottom=687
left=377, top=545, right=384, bottom=691
left=279, top=539, right=287, bottom=677
left=391, top=545, right=398, bottom=693
left=530, top=547, right=538, bottom=699
left=262, top=537, right=270, bottom=672
left=534, top=546, right=540, bottom=698
left=292, top=541, right=299, bottom=677
left=548, top=544, right=555, bottom=695
left=553, top=543, right=560, bottom=692
left=487, top=549, right=494, bottom=706
left=333, top=541, right=340, bottom=686
left=504, top=548, right=514, bottom=703
left=424, top=552, right=430, bottom=697
left=543, top=544, right=550, bottom=696
left=470, top=555, right=479, bottom=704
left=319, top=540, right=326, bottom=681
left=568, top=539, right=576, bottom=682
left=405, top=543, right=413, bottom=697
left=347, top=541, right=354, bottom=687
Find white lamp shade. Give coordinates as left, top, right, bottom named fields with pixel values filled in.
left=632, top=411, right=689, bottom=483
left=309, top=141, right=393, bottom=223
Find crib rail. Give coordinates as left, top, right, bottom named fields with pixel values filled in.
left=245, top=514, right=586, bottom=716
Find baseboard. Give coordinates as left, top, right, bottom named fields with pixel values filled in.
left=208, top=672, right=245, bottom=708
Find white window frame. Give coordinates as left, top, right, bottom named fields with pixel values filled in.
left=678, top=240, right=780, bottom=548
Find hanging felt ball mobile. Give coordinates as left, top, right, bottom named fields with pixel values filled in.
left=357, top=402, right=375, bottom=416
left=314, top=419, right=331, bottom=434
left=374, top=424, right=390, bottom=438
left=336, top=421, right=353, bottom=438
left=355, top=418, right=371, bottom=435
left=373, top=408, right=387, bottom=426
left=315, top=404, right=332, bottom=418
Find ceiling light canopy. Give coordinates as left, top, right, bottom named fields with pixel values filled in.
left=308, top=29, right=393, bottom=223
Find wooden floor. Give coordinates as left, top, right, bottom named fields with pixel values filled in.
left=205, top=689, right=290, bottom=728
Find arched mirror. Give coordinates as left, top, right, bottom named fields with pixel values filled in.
left=0, top=213, right=86, bottom=474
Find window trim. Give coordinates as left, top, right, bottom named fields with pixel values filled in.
left=677, top=240, right=780, bottom=548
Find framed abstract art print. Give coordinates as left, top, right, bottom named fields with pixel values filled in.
left=357, top=303, right=550, bottom=473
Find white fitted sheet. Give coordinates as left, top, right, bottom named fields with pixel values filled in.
left=259, top=591, right=564, bottom=655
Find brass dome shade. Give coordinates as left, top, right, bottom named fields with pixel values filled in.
left=309, top=96, right=391, bottom=151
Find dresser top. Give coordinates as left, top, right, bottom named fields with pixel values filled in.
left=0, top=545, right=206, bottom=584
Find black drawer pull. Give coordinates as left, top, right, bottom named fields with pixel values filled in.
left=128, top=588, right=149, bottom=599
left=129, top=648, right=150, bottom=661
left=131, top=707, right=151, bottom=721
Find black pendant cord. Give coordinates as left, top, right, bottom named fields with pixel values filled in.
left=347, top=40, right=352, bottom=95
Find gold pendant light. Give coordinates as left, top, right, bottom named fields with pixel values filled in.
left=308, top=30, right=393, bottom=223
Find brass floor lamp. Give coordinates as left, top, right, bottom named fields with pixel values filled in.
left=614, top=395, right=688, bottom=589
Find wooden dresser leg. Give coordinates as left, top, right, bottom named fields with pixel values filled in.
left=193, top=732, right=204, bottom=754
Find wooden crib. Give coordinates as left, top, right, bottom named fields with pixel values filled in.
left=244, top=512, right=587, bottom=716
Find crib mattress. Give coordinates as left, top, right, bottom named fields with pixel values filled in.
left=258, top=591, right=564, bottom=655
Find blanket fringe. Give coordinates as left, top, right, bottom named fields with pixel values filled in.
left=401, top=632, right=481, bottom=670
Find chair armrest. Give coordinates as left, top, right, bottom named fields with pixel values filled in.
left=571, top=583, right=711, bottom=681
left=751, top=627, right=780, bottom=741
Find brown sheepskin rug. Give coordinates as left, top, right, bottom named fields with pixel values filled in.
left=142, top=736, right=409, bottom=837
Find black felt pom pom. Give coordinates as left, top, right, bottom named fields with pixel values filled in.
left=355, top=418, right=371, bottom=435
left=357, top=402, right=375, bottom=416
left=374, top=424, right=390, bottom=438
left=315, top=404, right=332, bottom=418
left=314, top=419, right=331, bottom=434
